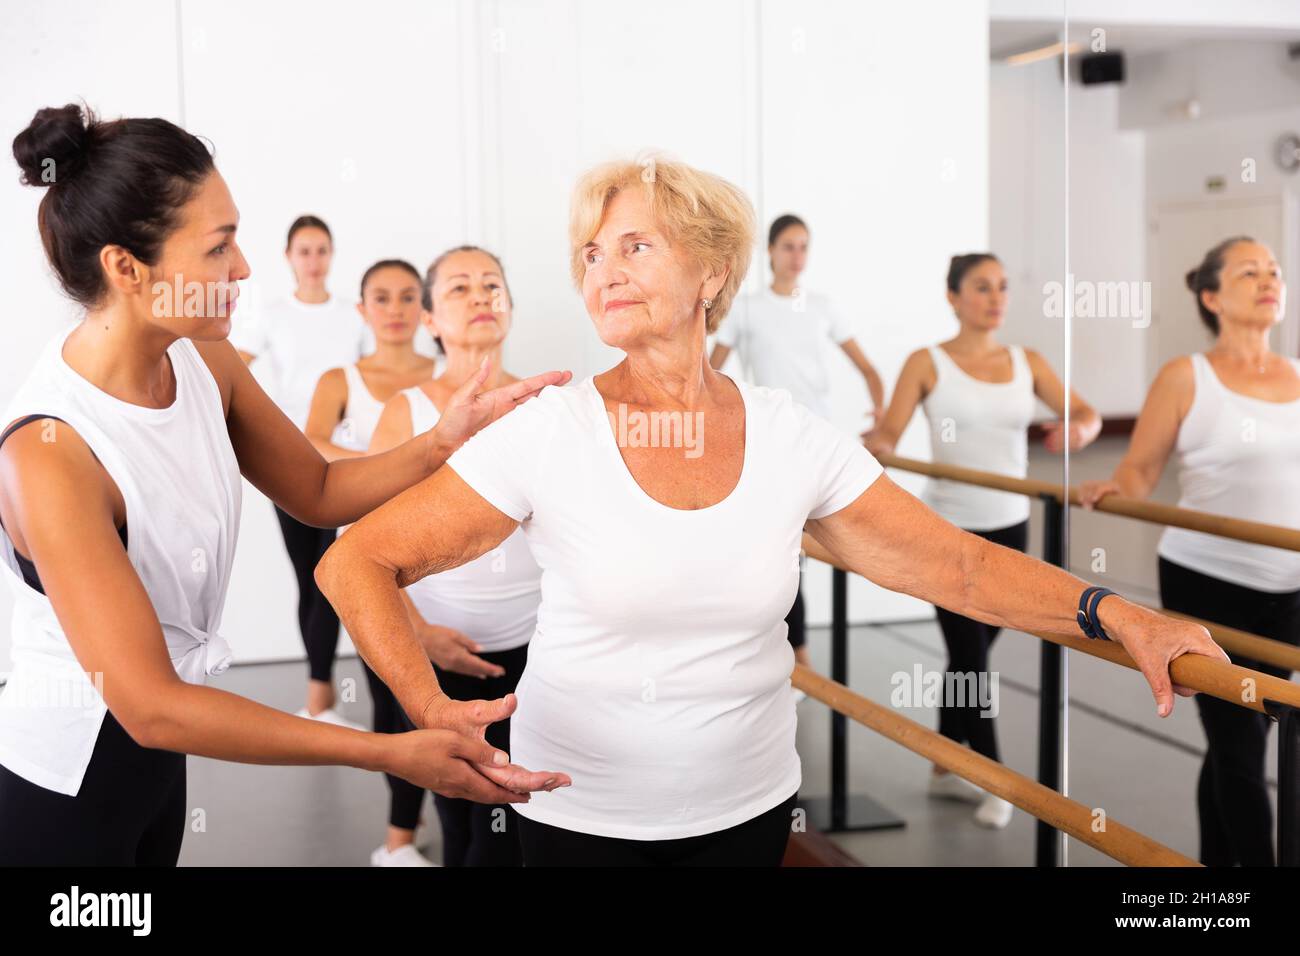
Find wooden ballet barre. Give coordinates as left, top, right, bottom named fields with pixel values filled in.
left=1022, top=626, right=1300, bottom=716
left=798, top=532, right=1300, bottom=716
left=791, top=664, right=1199, bottom=867
left=1137, top=605, right=1300, bottom=675
left=875, top=452, right=1300, bottom=554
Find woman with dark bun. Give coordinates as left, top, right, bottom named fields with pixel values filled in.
left=1081, top=237, right=1300, bottom=866
left=0, top=104, right=570, bottom=865
left=709, top=214, right=885, bottom=673
left=868, top=252, right=1102, bottom=829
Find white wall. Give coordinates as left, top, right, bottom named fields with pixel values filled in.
left=990, top=57, right=1147, bottom=419
left=755, top=1, right=991, bottom=623
left=0, top=1, right=189, bottom=668
left=1120, top=39, right=1300, bottom=131
left=992, top=0, right=1300, bottom=31
left=0, top=0, right=994, bottom=671
left=1142, top=105, right=1300, bottom=361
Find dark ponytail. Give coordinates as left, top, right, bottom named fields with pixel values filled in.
left=767, top=214, right=807, bottom=248
left=1185, top=236, right=1253, bottom=335
left=767, top=214, right=807, bottom=273
left=947, top=253, right=999, bottom=293
left=286, top=214, right=332, bottom=249
left=13, top=103, right=215, bottom=309
left=360, top=258, right=421, bottom=299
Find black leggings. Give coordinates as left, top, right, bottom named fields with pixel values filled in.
left=274, top=505, right=340, bottom=683
left=933, top=519, right=1029, bottom=764
left=515, top=791, right=798, bottom=866
left=0, top=710, right=186, bottom=866
left=1159, top=556, right=1300, bottom=867
left=431, top=642, right=529, bottom=866
left=360, top=660, right=427, bottom=832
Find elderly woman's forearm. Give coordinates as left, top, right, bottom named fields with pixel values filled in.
left=315, top=538, right=447, bottom=726
left=956, top=533, right=1100, bottom=636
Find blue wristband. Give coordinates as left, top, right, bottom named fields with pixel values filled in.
left=1077, top=586, right=1116, bottom=641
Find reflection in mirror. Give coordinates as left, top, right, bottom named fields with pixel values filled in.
left=986, top=3, right=1087, bottom=866
left=1057, top=5, right=1300, bottom=869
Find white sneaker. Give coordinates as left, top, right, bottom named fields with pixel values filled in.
left=974, top=794, right=1014, bottom=829
left=370, top=844, right=438, bottom=867
left=295, top=707, right=367, bottom=732
left=927, top=771, right=984, bottom=805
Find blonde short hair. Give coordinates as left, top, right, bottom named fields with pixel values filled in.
left=568, top=153, right=755, bottom=334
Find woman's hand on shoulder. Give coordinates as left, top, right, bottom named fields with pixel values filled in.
left=432, top=356, right=572, bottom=456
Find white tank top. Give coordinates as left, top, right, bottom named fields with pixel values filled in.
left=921, top=344, right=1037, bottom=531
left=0, top=329, right=242, bottom=795
left=1157, top=352, right=1300, bottom=593
left=401, top=386, right=540, bottom=653
left=330, top=364, right=387, bottom=452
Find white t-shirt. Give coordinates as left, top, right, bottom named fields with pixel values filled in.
left=445, top=374, right=883, bottom=840
left=713, top=287, right=855, bottom=421
left=401, top=386, right=541, bottom=653
left=228, top=296, right=367, bottom=430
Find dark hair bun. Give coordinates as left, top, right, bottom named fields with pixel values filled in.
left=1184, top=268, right=1198, bottom=292
left=13, top=103, right=92, bottom=187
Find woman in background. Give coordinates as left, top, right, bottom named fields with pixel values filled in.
left=1080, top=237, right=1300, bottom=867
left=367, top=246, right=542, bottom=867
left=867, top=252, right=1102, bottom=829
left=304, top=258, right=438, bottom=865
left=232, top=216, right=370, bottom=727
left=709, top=214, right=885, bottom=671
left=303, top=259, right=435, bottom=463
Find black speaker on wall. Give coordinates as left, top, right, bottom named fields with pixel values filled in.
left=1080, top=51, right=1125, bottom=85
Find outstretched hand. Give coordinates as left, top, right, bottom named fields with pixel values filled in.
left=432, top=355, right=572, bottom=455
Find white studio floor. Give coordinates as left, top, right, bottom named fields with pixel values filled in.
left=178, top=437, right=1281, bottom=866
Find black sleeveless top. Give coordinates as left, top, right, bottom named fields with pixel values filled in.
left=0, top=414, right=130, bottom=594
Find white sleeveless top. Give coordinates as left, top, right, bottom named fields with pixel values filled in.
left=330, top=364, right=387, bottom=452
left=921, top=345, right=1037, bottom=531
left=0, top=329, right=242, bottom=795
left=400, top=386, right=540, bottom=653
left=1157, top=352, right=1300, bottom=593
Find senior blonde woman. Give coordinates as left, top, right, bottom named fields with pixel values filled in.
left=317, top=155, right=1229, bottom=867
